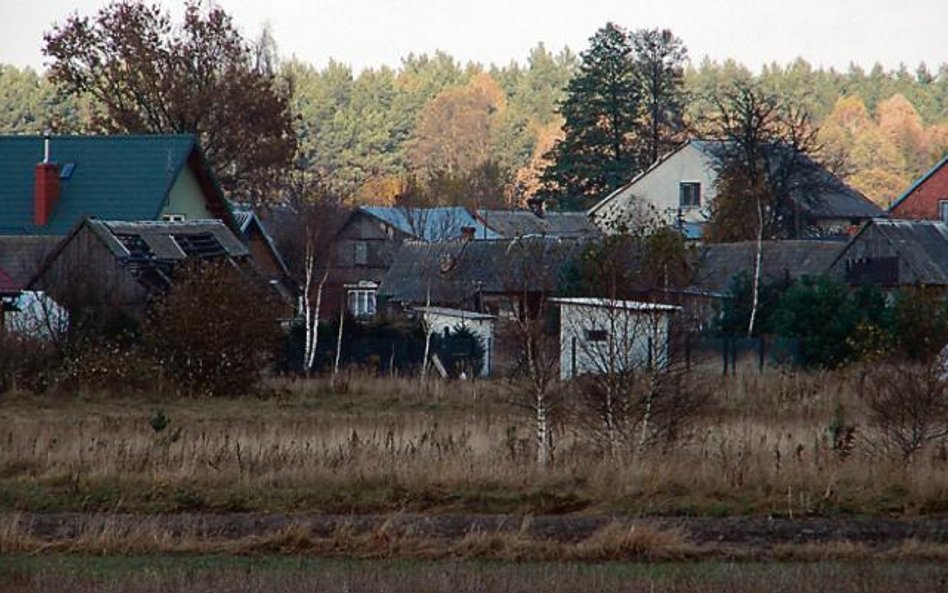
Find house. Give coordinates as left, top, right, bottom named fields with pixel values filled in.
left=379, top=236, right=585, bottom=317
left=828, top=219, right=948, bottom=290
left=888, top=154, right=948, bottom=220
left=325, top=206, right=500, bottom=319
left=0, top=134, right=242, bottom=292
left=551, top=297, right=679, bottom=380
left=475, top=208, right=600, bottom=239
left=692, top=240, right=845, bottom=295
left=414, top=306, right=497, bottom=377
left=231, top=204, right=293, bottom=299
left=589, top=139, right=884, bottom=238
left=28, top=218, right=252, bottom=327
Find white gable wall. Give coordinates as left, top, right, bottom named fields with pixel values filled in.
left=591, top=143, right=717, bottom=232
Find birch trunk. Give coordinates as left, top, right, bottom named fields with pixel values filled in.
left=332, top=301, right=344, bottom=386
left=747, top=194, right=764, bottom=338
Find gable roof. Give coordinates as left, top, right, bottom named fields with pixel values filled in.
left=832, top=219, right=948, bottom=286
left=231, top=203, right=290, bottom=277
left=29, top=218, right=249, bottom=295
left=360, top=206, right=500, bottom=241
left=888, top=153, right=948, bottom=213
left=475, top=209, right=600, bottom=238
left=379, top=237, right=585, bottom=306
left=589, top=138, right=884, bottom=222
left=692, top=240, right=844, bottom=294
left=0, top=134, right=234, bottom=235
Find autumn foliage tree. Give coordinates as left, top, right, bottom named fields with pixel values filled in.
left=44, top=1, right=296, bottom=203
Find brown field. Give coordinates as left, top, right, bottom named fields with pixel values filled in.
left=1, top=369, right=946, bottom=518
left=2, top=555, right=948, bottom=593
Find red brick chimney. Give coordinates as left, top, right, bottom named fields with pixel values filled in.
left=33, top=136, right=59, bottom=226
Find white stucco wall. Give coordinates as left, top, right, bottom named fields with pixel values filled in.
left=420, top=308, right=495, bottom=377
left=591, top=142, right=717, bottom=232
left=557, top=300, right=674, bottom=380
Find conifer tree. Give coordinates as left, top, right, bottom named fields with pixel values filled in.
left=540, top=22, right=640, bottom=210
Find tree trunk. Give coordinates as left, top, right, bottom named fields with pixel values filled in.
left=747, top=194, right=764, bottom=338
left=332, top=302, right=344, bottom=388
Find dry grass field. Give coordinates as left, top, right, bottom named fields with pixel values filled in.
left=1, top=369, right=947, bottom=518
left=2, top=555, right=948, bottom=593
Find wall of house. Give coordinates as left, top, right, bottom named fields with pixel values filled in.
left=422, top=310, right=494, bottom=377
left=593, top=144, right=716, bottom=231
left=558, top=303, right=671, bottom=380
left=325, top=212, right=410, bottom=318
left=890, top=162, right=948, bottom=220
left=160, top=166, right=214, bottom=221
left=829, top=225, right=904, bottom=286
left=34, top=226, right=147, bottom=321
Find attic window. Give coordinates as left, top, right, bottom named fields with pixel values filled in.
left=59, top=163, right=76, bottom=180
left=162, top=213, right=186, bottom=222
left=115, top=233, right=151, bottom=259
left=172, top=233, right=226, bottom=258
left=680, top=182, right=701, bottom=208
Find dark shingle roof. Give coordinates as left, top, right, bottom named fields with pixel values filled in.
left=380, top=237, right=585, bottom=306
left=88, top=219, right=248, bottom=260
left=692, top=240, right=843, bottom=294
left=0, top=235, right=60, bottom=288
left=475, top=209, right=600, bottom=238
left=0, top=135, right=201, bottom=235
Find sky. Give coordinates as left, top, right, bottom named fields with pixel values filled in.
left=1, top=0, right=946, bottom=74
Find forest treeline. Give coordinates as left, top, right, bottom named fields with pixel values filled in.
left=3, top=44, right=947, bottom=208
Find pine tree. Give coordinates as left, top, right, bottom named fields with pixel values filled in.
left=540, top=23, right=640, bottom=210
left=631, top=28, right=688, bottom=169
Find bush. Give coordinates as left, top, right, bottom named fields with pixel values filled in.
left=144, top=260, right=283, bottom=396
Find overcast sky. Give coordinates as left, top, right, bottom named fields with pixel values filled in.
left=2, top=0, right=946, bottom=74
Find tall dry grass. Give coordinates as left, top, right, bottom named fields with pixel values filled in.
left=1, top=369, right=947, bottom=516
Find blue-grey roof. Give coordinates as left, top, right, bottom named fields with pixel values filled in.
left=0, top=134, right=201, bottom=235
left=360, top=206, right=500, bottom=241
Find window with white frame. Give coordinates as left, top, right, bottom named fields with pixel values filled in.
left=162, top=213, right=186, bottom=222
left=939, top=200, right=948, bottom=222
left=347, top=285, right=377, bottom=317
left=679, top=182, right=701, bottom=208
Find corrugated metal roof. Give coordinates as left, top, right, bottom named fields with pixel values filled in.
left=870, top=219, right=948, bottom=285
left=549, top=297, right=680, bottom=312
left=361, top=206, right=500, bottom=241
left=692, top=240, right=843, bottom=293
left=0, top=134, right=199, bottom=235
left=475, top=209, right=600, bottom=238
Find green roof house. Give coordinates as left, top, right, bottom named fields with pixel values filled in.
left=0, top=134, right=235, bottom=237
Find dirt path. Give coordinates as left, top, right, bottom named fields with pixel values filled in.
left=11, top=512, right=948, bottom=549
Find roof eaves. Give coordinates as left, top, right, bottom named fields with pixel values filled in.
left=889, top=152, right=948, bottom=212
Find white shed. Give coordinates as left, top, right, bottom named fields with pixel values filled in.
left=551, top=297, right=680, bottom=380
left=414, top=306, right=496, bottom=377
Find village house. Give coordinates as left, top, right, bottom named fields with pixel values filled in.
left=888, top=154, right=948, bottom=220
left=588, top=139, right=884, bottom=239
left=27, top=218, right=256, bottom=330
left=323, top=206, right=500, bottom=319
left=828, top=218, right=948, bottom=291
left=0, top=134, right=289, bottom=299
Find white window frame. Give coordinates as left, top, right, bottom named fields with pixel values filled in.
left=162, top=213, right=186, bottom=222
left=679, top=182, right=701, bottom=209
left=345, top=281, right=378, bottom=317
